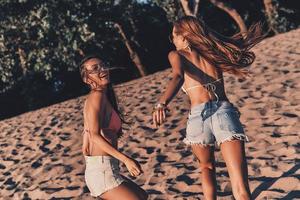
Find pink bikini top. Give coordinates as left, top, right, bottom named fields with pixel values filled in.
left=101, top=108, right=122, bottom=135
left=82, top=107, right=122, bottom=156
left=83, top=103, right=122, bottom=136
left=82, top=101, right=122, bottom=156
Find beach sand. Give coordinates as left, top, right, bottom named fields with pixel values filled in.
left=0, top=29, right=299, bottom=199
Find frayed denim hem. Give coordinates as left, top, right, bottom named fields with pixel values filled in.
left=183, top=138, right=215, bottom=147
left=218, top=134, right=249, bottom=146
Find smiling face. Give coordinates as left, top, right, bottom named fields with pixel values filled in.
left=82, top=58, right=110, bottom=89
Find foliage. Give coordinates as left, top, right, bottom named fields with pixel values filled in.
left=0, top=0, right=298, bottom=119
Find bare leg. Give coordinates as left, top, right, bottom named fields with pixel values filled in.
left=192, top=145, right=217, bottom=200
left=220, top=140, right=251, bottom=200
left=100, top=179, right=148, bottom=200
left=121, top=176, right=148, bottom=200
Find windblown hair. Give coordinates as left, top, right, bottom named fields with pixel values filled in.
left=79, top=54, right=125, bottom=126
left=173, top=16, right=266, bottom=77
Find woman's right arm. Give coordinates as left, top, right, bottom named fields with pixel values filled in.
left=87, top=94, right=128, bottom=162
left=152, top=51, right=185, bottom=127
left=86, top=94, right=142, bottom=176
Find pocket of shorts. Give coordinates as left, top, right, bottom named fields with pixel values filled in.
left=187, top=113, right=202, bottom=124
left=186, top=114, right=204, bottom=137
left=217, top=110, right=244, bottom=132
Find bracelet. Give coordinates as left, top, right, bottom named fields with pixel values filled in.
left=152, top=103, right=167, bottom=113
left=154, top=103, right=166, bottom=109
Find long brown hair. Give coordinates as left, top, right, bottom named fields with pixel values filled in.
left=173, top=16, right=266, bottom=77
left=79, top=55, right=125, bottom=124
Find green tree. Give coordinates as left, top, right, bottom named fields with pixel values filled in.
left=0, top=0, right=150, bottom=94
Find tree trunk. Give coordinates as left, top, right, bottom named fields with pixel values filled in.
left=18, top=47, right=27, bottom=76
left=180, top=0, right=194, bottom=16
left=129, top=18, right=142, bottom=49
left=193, top=0, right=200, bottom=16
left=209, top=0, right=247, bottom=34
left=180, top=0, right=200, bottom=17
left=263, top=0, right=278, bottom=34
left=114, top=23, right=147, bottom=77
left=77, top=48, right=85, bottom=56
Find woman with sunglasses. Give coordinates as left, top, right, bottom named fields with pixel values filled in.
left=80, top=55, right=148, bottom=200
left=152, top=16, right=264, bottom=200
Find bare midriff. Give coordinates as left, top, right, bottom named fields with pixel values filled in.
left=181, top=54, right=229, bottom=108
left=182, top=78, right=228, bottom=108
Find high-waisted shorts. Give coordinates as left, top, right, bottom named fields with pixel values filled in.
left=184, top=101, right=248, bottom=146
left=85, top=155, right=125, bottom=197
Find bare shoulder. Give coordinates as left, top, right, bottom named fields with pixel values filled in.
left=86, top=92, right=102, bottom=112
left=168, top=50, right=182, bottom=61
left=168, top=50, right=186, bottom=72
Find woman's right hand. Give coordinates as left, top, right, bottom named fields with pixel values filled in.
left=152, top=103, right=167, bottom=127
left=124, top=157, right=143, bottom=177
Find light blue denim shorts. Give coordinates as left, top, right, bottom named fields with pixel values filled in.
left=184, top=101, right=248, bottom=146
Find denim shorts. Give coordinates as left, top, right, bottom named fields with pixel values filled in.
left=183, top=101, right=248, bottom=146
left=85, top=155, right=124, bottom=197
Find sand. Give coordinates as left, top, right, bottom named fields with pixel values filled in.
left=0, top=29, right=299, bottom=199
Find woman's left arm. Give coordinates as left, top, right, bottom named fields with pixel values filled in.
left=153, top=51, right=185, bottom=127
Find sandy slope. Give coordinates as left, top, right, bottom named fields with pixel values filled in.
left=0, top=29, right=299, bottom=200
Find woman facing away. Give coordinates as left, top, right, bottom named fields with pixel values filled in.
left=152, top=16, right=265, bottom=200
left=80, top=55, right=148, bottom=200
